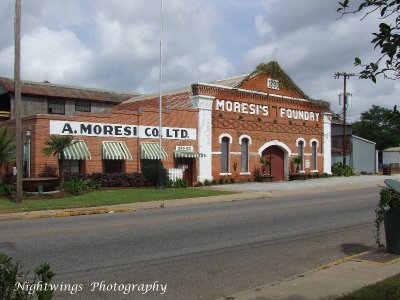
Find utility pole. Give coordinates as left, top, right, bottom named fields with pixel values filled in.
left=334, top=72, right=356, bottom=165
left=14, top=0, right=23, bottom=203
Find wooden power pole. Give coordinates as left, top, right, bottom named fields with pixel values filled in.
left=334, top=72, right=356, bottom=165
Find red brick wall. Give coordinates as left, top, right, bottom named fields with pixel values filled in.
left=3, top=108, right=198, bottom=178
left=199, top=79, right=326, bottom=181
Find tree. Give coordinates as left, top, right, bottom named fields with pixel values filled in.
left=337, top=0, right=400, bottom=82
left=0, top=127, right=15, bottom=175
left=352, top=105, right=400, bottom=151
left=42, top=135, right=73, bottom=186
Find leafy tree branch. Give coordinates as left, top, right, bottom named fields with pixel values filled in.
left=337, top=0, right=400, bottom=82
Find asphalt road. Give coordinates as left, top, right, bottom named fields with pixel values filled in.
left=0, top=187, right=379, bottom=300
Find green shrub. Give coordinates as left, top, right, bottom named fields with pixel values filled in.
left=211, top=179, right=217, bottom=185
left=86, top=179, right=101, bottom=190
left=142, top=164, right=168, bottom=186
left=65, top=173, right=145, bottom=188
left=0, top=252, right=55, bottom=300
left=331, top=162, right=355, bottom=177
left=229, top=178, right=235, bottom=184
left=203, top=179, right=211, bottom=186
left=62, top=178, right=87, bottom=195
left=0, top=183, right=15, bottom=196
left=218, top=178, right=224, bottom=185
left=173, top=179, right=188, bottom=188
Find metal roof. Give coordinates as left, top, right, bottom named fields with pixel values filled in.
left=0, top=77, right=140, bottom=103
left=383, top=147, right=400, bottom=152
left=117, top=74, right=248, bottom=111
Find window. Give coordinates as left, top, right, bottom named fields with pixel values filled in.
left=241, top=138, right=249, bottom=173
left=48, top=98, right=65, bottom=115
left=297, top=140, right=304, bottom=171
left=63, top=160, right=80, bottom=174
left=75, top=100, right=91, bottom=112
left=104, top=160, right=124, bottom=173
left=311, top=141, right=317, bottom=170
left=220, top=136, right=230, bottom=173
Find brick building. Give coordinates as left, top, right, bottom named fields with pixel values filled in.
left=0, top=61, right=332, bottom=186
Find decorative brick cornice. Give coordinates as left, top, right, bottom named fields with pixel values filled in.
left=212, top=117, right=322, bottom=135
left=192, top=83, right=329, bottom=112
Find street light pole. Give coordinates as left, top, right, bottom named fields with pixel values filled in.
left=334, top=72, right=355, bottom=165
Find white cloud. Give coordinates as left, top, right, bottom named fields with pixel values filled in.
left=0, top=0, right=398, bottom=121
left=21, top=27, right=92, bottom=83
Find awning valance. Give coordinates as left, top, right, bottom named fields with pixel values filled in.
left=102, top=141, right=132, bottom=160
left=141, top=143, right=168, bottom=160
left=63, top=140, right=91, bottom=160
left=174, top=151, right=205, bottom=158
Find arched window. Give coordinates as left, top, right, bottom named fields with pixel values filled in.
left=241, top=138, right=249, bottom=173
left=297, top=140, right=304, bottom=171
left=311, top=141, right=317, bottom=170
left=220, top=136, right=230, bottom=173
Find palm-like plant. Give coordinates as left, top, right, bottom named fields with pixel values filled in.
left=42, top=135, right=73, bottom=186
left=0, top=127, right=15, bottom=174
left=292, top=156, right=303, bottom=174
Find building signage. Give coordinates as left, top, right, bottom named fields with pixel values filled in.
left=279, top=108, right=320, bottom=122
left=214, top=99, right=320, bottom=122
left=267, top=78, right=280, bottom=90
left=215, top=99, right=269, bottom=116
left=50, top=120, right=196, bottom=140
left=176, top=146, right=193, bottom=151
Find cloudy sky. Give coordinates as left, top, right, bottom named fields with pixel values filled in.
left=0, top=0, right=398, bottom=121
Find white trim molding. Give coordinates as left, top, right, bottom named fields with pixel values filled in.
left=190, top=95, right=215, bottom=181
left=296, top=137, right=306, bottom=147
left=239, top=135, right=252, bottom=145
left=323, top=113, right=332, bottom=174
left=309, top=138, right=319, bottom=148
left=258, top=140, right=292, bottom=180
left=219, top=133, right=233, bottom=144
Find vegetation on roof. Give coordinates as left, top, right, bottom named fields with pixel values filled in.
left=246, top=61, right=309, bottom=99
left=245, top=61, right=330, bottom=109
left=309, top=98, right=330, bottom=110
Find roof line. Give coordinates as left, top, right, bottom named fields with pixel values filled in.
left=0, top=76, right=140, bottom=96
left=352, top=135, right=376, bottom=145
left=194, top=82, right=309, bottom=102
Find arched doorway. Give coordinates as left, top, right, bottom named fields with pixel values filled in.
left=262, top=146, right=285, bottom=181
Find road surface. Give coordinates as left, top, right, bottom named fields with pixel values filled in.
left=0, top=187, right=379, bottom=299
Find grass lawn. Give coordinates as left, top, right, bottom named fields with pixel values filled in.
left=337, top=273, right=400, bottom=299
left=0, top=188, right=235, bottom=214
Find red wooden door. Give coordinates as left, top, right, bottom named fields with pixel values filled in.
left=262, top=146, right=284, bottom=181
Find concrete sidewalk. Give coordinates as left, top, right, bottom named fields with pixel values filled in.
left=217, top=250, right=400, bottom=300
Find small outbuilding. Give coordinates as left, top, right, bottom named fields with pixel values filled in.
left=383, top=147, right=400, bottom=168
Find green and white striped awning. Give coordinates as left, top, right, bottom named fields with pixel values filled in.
left=102, top=141, right=132, bottom=160
left=141, top=143, right=168, bottom=160
left=63, top=140, right=91, bottom=160
left=174, top=151, right=206, bottom=158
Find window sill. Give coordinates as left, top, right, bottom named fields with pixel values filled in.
left=220, top=173, right=232, bottom=176
left=240, top=172, right=251, bottom=175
